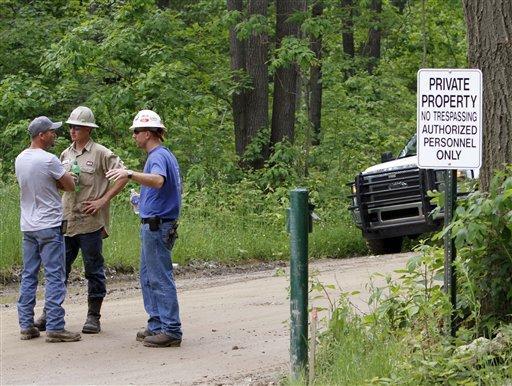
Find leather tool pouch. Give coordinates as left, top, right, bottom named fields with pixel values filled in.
left=148, top=218, right=160, bottom=231
left=60, top=220, right=68, bottom=235
left=164, top=221, right=179, bottom=250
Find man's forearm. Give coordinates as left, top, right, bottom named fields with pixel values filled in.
left=106, top=168, right=164, bottom=188
left=131, top=171, right=164, bottom=189
left=103, top=179, right=127, bottom=202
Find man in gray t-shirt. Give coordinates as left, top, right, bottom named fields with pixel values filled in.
left=14, top=116, right=81, bottom=343
left=16, top=149, right=66, bottom=232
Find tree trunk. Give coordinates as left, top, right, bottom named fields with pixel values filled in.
left=244, top=0, right=269, bottom=168
left=270, top=0, right=301, bottom=147
left=390, top=0, right=407, bottom=13
left=156, top=0, right=170, bottom=9
left=227, top=0, right=246, bottom=158
left=365, top=0, right=382, bottom=73
left=309, top=0, right=323, bottom=145
left=340, top=0, right=355, bottom=58
left=462, top=0, right=512, bottom=191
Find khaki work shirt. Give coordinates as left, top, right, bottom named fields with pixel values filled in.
left=61, top=140, right=124, bottom=237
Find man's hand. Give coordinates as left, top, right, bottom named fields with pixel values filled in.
left=70, top=172, right=79, bottom=185
left=106, top=168, right=129, bottom=182
left=82, top=197, right=107, bottom=215
left=56, top=171, right=76, bottom=192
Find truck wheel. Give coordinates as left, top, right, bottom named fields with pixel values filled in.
left=366, top=237, right=403, bottom=255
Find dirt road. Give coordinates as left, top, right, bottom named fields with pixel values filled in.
left=0, top=253, right=411, bottom=385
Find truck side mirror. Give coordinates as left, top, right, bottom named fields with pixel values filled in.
left=381, top=152, right=394, bottom=163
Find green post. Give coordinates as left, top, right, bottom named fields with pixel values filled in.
left=443, top=169, right=457, bottom=336
left=289, top=188, right=309, bottom=380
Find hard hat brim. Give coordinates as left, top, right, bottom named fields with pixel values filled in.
left=129, top=124, right=166, bottom=131
left=66, top=119, right=99, bottom=128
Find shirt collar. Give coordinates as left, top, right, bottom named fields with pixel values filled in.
left=71, top=139, right=94, bottom=154
left=148, top=145, right=163, bottom=156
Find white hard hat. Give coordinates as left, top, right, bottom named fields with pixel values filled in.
left=66, top=106, right=99, bottom=128
left=130, top=109, right=166, bottom=131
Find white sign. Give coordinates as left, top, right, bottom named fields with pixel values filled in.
left=417, top=68, right=482, bottom=169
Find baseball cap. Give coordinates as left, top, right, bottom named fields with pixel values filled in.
left=28, top=116, right=62, bottom=137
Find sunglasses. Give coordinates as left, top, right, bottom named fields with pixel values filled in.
left=133, top=129, right=149, bottom=134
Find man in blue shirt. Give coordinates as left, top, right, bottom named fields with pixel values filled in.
left=106, top=110, right=182, bottom=348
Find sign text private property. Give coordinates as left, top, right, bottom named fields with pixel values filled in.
left=417, top=69, right=482, bottom=169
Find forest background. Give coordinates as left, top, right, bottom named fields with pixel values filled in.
left=0, top=0, right=467, bottom=277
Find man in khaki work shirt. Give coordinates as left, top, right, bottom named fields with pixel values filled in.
left=35, top=106, right=127, bottom=334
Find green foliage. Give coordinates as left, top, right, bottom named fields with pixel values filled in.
left=0, top=179, right=366, bottom=280
left=0, top=0, right=468, bottom=189
left=0, top=183, right=21, bottom=274
left=315, top=243, right=512, bottom=384
left=1, top=0, right=468, bottom=279
left=1, top=0, right=233, bottom=179
left=0, top=0, right=469, bottom=183
left=315, top=165, right=512, bottom=384
left=314, top=296, right=406, bottom=385
left=256, top=140, right=301, bottom=190
left=366, top=244, right=449, bottom=334
left=235, top=14, right=272, bottom=39
left=448, top=165, right=512, bottom=330
left=378, top=0, right=467, bottom=86
left=269, top=36, right=317, bottom=74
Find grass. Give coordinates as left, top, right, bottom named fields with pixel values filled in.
left=311, top=308, right=512, bottom=385
left=309, top=255, right=512, bottom=386
left=0, top=183, right=367, bottom=280
left=0, top=184, right=21, bottom=273
left=311, top=304, right=406, bottom=385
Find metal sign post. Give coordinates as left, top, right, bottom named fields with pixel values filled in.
left=443, top=169, right=457, bottom=336
left=287, top=188, right=309, bottom=380
left=417, top=68, right=482, bottom=336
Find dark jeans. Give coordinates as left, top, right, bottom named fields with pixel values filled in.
left=65, top=229, right=106, bottom=299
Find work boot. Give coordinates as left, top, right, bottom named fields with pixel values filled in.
left=46, top=329, right=81, bottom=343
left=20, top=326, right=40, bottom=340
left=82, top=297, right=103, bottom=334
left=143, top=333, right=181, bottom=348
left=34, top=309, right=47, bottom=332
left=136, top=328, right=156, bottom=342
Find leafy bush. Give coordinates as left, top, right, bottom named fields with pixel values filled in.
left=315, top=166, right=512, bottom=384
left=450, top=165, right=512, bottom=331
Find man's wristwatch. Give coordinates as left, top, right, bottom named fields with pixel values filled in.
left=127, top=170, right=133, bottom=179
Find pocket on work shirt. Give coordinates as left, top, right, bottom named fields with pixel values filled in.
left=80, top=165, right=96, bottom=187
left=61, top=159, right=71, bottom=172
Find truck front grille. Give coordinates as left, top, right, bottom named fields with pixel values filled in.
left=354, top=166, right=439, bottom=229
left=360, top=167, right=426, bottom=208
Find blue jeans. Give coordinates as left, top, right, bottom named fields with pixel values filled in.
left=140, top=222, right=182, bottom=339
left=18, top=227, right=66, bottom=332
left=65, top=229, right=106, bottom=299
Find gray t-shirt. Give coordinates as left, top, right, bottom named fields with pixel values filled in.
left=15, top=148, right=66, bottom=231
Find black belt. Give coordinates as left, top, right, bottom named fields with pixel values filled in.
left=141, top=217, right=174, bottom=224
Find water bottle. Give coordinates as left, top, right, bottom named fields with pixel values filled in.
left=70, top=160, right=80, bottom=192
left=130, top=189, right=140, bottom=214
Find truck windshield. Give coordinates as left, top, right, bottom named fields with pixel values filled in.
left=397, top=134, right=417, bottom=158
